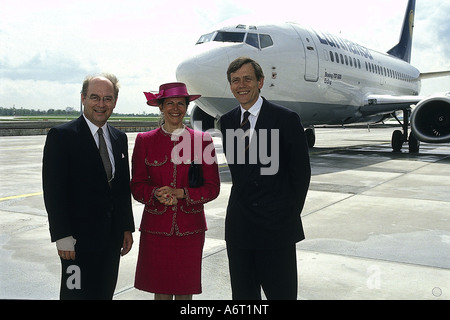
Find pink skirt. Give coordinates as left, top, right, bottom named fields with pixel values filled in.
left=134, top=231, right=205, bottom=295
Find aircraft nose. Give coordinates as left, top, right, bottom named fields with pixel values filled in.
left=176, top=46, right=230, bottom=97
left=176, top=57, right=198, bottom=89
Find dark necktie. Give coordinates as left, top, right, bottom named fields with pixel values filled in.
left=98, top=127, right=113, bottom=184
left=240, top=110, right=251, bottom=155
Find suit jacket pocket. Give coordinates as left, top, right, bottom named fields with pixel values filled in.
left=178, top=204, right=206, bottom=234
left=140, top=204, right=172, bottom=234
left=144, top=203, right=167, bottom=215
left=145, top=155, right=168, bottom=167
left=180, top=204, right=203, bottom=214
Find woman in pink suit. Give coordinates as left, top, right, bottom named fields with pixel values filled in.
left=131, top=82, right=220, bottom=300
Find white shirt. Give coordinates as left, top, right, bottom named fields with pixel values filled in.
left=83, top=114, right=115, bottom=177
left=240, top=96, right=263, bottom=141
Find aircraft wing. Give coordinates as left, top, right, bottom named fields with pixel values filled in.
left=360, top=69, right=450, bottom=117
left=359, top=94, right=424, bottom=117
left=420, top=71, right=450, bottom=80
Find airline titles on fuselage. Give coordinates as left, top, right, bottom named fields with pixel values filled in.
left=313, top=29, right=374, bottom=60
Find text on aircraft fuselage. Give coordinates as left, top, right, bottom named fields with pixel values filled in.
left=313, top=29, right=374, bottom=60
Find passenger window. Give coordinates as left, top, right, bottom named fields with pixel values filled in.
left=330, top=51, right=334, bottom=62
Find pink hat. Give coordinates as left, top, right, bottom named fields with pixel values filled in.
left=144, top=82, right=201, bottom=106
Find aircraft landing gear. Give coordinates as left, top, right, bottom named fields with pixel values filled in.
left=391, top=108, right=420, bottom=153
left=391, top=129, right=404, bottom=152
left=408, top=133, right=420, bottom=152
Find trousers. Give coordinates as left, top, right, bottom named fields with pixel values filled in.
left=59, top=237, right=122, bottom=300
left=226, top=243, right=298, bottom=300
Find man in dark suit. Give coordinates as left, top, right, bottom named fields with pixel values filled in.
left=42, top=73, right=135, bottom=299
left=220, top=57, right=311, bottom=300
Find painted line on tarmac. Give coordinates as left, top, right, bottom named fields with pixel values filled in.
left=0, top=192, right=43, bottom=202
left=0, top=165, right=226, bottom=203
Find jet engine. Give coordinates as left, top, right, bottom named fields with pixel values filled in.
left=189, top=105, right=216, bottom=132
left=410, top=95, right=450, bottom=143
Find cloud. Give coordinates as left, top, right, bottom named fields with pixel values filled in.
left=0, top=52, right=93, bottom=83
left=412, top=1, right=450, bottom=71
left=424, top=1, right=450, bottom=59
left=0, top=78, right=81, bottom=110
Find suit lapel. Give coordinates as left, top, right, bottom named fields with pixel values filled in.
left=76, top=116, right=99, bottom=154
left=109, top=125, right=127, bottom=185
left=230, top=103, right=266, bottom=188
left=77, top=116, right=111, bottom=189
left=108, top=125, right=121, bottom=165
left=233, top=107, right=242, bottom=129
left=248, top=99, right=273, bottom=171
left=254, top=98, right=273, bottom=132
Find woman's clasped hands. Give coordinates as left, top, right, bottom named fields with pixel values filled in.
left=155, top=186, right=179, bottom=206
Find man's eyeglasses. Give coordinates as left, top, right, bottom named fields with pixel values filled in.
left=87, top=94, right=115, bottom=105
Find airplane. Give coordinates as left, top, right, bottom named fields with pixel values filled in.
left=175, top=0, right=450, bottom=153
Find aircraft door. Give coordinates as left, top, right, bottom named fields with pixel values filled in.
left=296, top=28, right=319, bottom=82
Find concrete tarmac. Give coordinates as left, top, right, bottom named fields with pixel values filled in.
left=0, top=125, right=449, bottom=300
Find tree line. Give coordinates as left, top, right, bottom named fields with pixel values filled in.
left=0, top=107, right=159, bottom=117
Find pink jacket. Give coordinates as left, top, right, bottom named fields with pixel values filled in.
left=130, top=127, right=220, bottom=236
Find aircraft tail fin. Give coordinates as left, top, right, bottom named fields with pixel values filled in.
left=387, top=0, right=416, bottom=63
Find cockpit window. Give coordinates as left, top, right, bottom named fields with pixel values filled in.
left=259, top=34, right=273, bottom=48
left=246, top=34, right=274, bottom=49
left=196, top=32, right=215, bottom=44
left=214, top=31, right=246, bottom=43
left=195, top=31, right=273, bottom=49
left=246, top=33, right=259, bottom=48
left=196, top=31, right=245, bottom=44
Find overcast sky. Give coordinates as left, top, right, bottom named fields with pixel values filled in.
left=0, top=0, right=449, bottom=114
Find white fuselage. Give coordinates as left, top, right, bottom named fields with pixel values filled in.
left=176, top=22, right=421, bottom=126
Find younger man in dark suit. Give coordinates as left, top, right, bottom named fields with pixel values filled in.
left=42, top=73, right=135, bottom=299
left=220, top=57, right=311, bottom=300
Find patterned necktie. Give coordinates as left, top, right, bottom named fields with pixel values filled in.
left=98, top=127, right=113, bottom=184
left=240, top=110, right=251, bottom=154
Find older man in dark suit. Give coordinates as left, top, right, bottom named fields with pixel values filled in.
left=42, top=73, right=135, bottom=299
left=220, top=57, right=311, bottom=300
